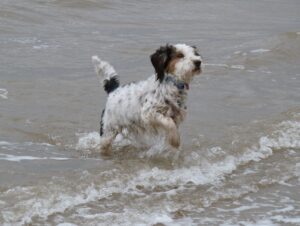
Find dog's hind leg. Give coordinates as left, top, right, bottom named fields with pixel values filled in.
left=100, top=109, right=105, bottom=136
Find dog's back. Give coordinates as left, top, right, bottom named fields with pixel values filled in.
left=103, top=76, right=158, bottom=130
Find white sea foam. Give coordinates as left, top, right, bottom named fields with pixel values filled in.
left=261, top=70, right=272, bottom=74
left=76, top=206, right=195, bottom=226
left=129, top=166, right=214, bottom=188
left=10, top=37, right=38, bottom=44
left=6, top=146, right=268, bottom=224
left=0, top=141, right=69, bottom=162
left=237, top=219, right=279, bottom=226
left=217, top=203, right=260, bottom=214
left=33, top=44, right=50, bottom=50
left=74, top=198, right=197, bottom=225
left=56, top=223, right=78, bottom=226
left=0, top=154, right=70, bottom=162
left=79, top=121, right=300, bottom=187
left=2, top=161, right=230, bottom=224
left=202, top=62, right=246, bottom=70
left=4, top=184, right=102, bottom=224
left=265, top=121, right=300, bottom=149
left=0, top=140, right=54, bottom=153
left=295, top=163, right=300, bottom=180
left=203, top=63, right=229, bottom=68
left=0, top=141, right=12, bottom=145
left=0, top=141, right=53, bottom=147
left=230, top=65, right=245, bottom=70
left=3, top=119, right=299, bottom=225
left=270, top=215, right=300, bottom=224
left=240, top=120, right=300, bottom=164
left=272, top=205, right=294, bottom=213
left=76, top=131, right=169, bottom=156
left=250, top=49, right=271, bottom=54
left=76, top=132, right=100, bottom=150
left=0, top=88, right=8, bottom=99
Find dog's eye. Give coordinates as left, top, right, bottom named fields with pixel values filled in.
left=176, top=53, right=184, bottom=58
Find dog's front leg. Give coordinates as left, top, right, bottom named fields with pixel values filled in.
left=150, top=113, right=180, bottom=148
left=99, top=131, right=118, bottom=156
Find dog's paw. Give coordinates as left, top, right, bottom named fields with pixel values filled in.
left=100, top=146, right=112, bottom=156
left=168, top=130, right=180, bottom=148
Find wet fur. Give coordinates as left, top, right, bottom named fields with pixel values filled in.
left=92, top=44, right=202, bottom=155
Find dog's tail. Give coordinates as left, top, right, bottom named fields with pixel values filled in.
left=92, top=55, right=119, bottom=94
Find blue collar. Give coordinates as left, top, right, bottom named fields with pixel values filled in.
left=165, top=76, right=189, bottom=90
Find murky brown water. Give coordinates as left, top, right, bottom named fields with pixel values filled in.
left=1, top=0, right=300, bottom=225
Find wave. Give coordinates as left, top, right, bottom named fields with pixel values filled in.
left=1, top=117, right=298, bottom=224
left=0, top=153, right=70, bottom=162
left=0, top=141, right=71, bottom=163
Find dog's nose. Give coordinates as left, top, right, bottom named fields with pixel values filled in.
left=194, top=60, right=201, bottom=69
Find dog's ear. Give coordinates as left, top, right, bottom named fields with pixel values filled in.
left=150, top=44, right=174, bottom=82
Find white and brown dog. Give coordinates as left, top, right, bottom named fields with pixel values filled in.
left=92, top=44, right=202, bottom=155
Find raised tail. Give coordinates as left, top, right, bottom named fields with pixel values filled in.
left=92, top=55, right=120, bottom=94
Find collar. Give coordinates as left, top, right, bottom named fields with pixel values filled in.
left=164, top=75, right=189, bottom=90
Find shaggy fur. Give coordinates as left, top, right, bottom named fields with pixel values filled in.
left=92, top=44, right=202, bottom=155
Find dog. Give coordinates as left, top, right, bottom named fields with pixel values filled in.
left=92, top=44, right=202, bottom=155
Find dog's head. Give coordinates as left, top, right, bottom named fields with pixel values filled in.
left=150, top=44, right=202, bottom=83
